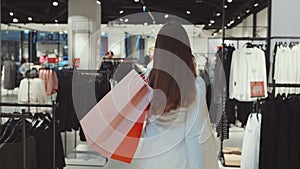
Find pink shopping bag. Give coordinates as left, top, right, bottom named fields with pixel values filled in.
left=80, top=70, right=152, bottom=163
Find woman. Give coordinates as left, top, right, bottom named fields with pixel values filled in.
left=137, top=21, right=219, bottom=169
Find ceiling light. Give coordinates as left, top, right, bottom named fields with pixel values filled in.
left=164, top=14, right=169, bottom=18
left=210, top=20, right=215, bottom=24
left=219, top=29, right=223, bottom=33
left=134, top=0, right=139, bottom=2
left=237, top=16, right=241, bottom=20
left=144, top=22, right=148, bottom=26
left=246, top=9, right=251, bottom=13
left=96, top=0, right=101, bottom=5
left=9, top=12, right=14, bottom=16
left=216, top=12, right=221, bottom=17
left=52, top=1, right=59, bottom=7
left=230, top=20, right=235, bottom=24
left=227, top=0, right=233, bottom=3
left=64, top=30, right=68, bottom=34
left=212, top=32, right=218, bottom=37
left=208, top=23, right=212, bottom=26
left=143, top=6, right=146, bottom=12
left=224, top=5, right=228, bottom=9
left=13, top=18, right=18, bottom=23
left=254, top=3, right=259, bottom=7
left=120, top=18, right=124, bottom=22
left=119, top=10, right=124, bottom=14
left=28, top=17, right=33, bottom=21
left=54, top=19, right=58, bottom=23
left=186, top=10, right=191, bottom=15
left=124, top=18, right=129, bottom=22
left=59, top=31, right=63, bottom=34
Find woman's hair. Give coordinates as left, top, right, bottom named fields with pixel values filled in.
left=148, top=21, right=197, bottom=114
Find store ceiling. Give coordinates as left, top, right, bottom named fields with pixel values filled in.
left=1, top=0, right=267, bottom=30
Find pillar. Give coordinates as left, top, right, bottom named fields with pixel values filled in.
left=68, top=0, right=101, bottom=69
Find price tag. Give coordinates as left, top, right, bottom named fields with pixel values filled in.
left=250, top=81, right=265, bottom=97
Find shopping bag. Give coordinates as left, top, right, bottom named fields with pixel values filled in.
left=80, top=70, right=153, bottom=163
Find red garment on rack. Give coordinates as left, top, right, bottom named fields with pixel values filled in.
left=39, top=69, right=58, bottom=96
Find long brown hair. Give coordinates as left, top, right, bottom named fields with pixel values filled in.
left=148, top=21, right=197, bottom=114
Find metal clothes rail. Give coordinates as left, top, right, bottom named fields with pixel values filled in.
left=0, top=101, right=56, bottom=169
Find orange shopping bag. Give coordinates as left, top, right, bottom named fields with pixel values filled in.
left=80, top=70, right=153, bottom=163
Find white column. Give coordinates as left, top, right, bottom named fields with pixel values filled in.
left=68, top=0, right=101, bottom=69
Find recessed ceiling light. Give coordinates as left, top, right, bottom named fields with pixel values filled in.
left=164, top=14, right=169, bottom=18
left=208, top=23, right=212, bottom=26
left=216, top=12, right=221, bottom=16
left=210, top=20, right=215, bottom=24
left=224, top=5, right=228, bottom=9
left=219, top=29, right=223, bottom=33
left=13, top=18, right=18, bottom=23
left=96, top=0, right=101, bottom=5
left=54, top=19, right=58, bottom=23
left=144, top=22, right=148, bottom=26
left=52, top=1, right=59, bottom=7
left=28, top=17, right=33, bottom=21
left=246, top=9, right=251, bottom=13
left=9, top=12, right=14, bottom=16
left=59, top=31, right=63, bottom=34
left=119, top=10, right=124, bottom=14
left=237, top=16, right=241, bottom=20
left=227, top=23, right=231, bottom=27
left=143, top=6, right=146, bottom=12
left=230, top=20, right=235, bottom=24
left=254, top=3, right=259, bottom=7
left=186, top=10, right=191, bottom=15
left=124, top=18, right=129, bottom=22
left=134, top=0, right=139, bottom=2
left=227, top=0, right=233, bottom=3
left=64, top=30, right=68, bottom=34
left=120, top=18, right=124, bottom=22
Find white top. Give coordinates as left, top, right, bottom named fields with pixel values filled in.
left=229, top=47, right=268, bottom=101
left=136, top=77, right=219, bottom=169
left=18, top=78, right=47, bottom=104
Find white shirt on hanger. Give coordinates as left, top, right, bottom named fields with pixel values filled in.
left=229, top=47, right=268, bottom=101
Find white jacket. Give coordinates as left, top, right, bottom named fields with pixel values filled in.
left=18, top=78, right=47, bottom=104
left=229, top=47, right=268, bottom=101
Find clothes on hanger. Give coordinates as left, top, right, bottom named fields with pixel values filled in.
left=229, top=46, right=268, bottom=102
left=0, top=112, right=65, bottom=169
left=241, top=113, right=262, bottom=169
left=39, top=69, right=58, bottom=96
left=271, top=43, right=300, bottom=95
left=18, top=78, right=47, bottom=105
left=259, top=94, right=300, bottom=169
left=3, top=60, right=17, bottom=90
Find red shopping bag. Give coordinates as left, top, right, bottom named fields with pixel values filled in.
left=80, top=70, right=152, bottom=163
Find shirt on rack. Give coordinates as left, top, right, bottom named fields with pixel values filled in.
left=272, top=45, right=300, bottom=95
left=18, top=78, right=47, bottom=104
left=241, top=113, right=262, bottom=169
left=39, top=69, right=58, bottom=95
left=229, top=47, right=268, bottom=101
left=3, top=60, right=17, bottom=90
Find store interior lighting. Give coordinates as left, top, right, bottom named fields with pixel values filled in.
left=119, top=10, right=124, bottom=14
left=9, top=12, right=14, bottom=16
left=186, top=10, right=191, bottom=15
left=124, top=18, right=129, bottom=23
left=227, top=0, right=233, bottom=3
left=254, top=3, right=259, bottom=7
left=52, top=1, right=59, bottom=7
left=96, top=0, right=101, bottom=5
left=164, top=14, right=169, bottom=19
left=134, top=0, right=139, bottom=3
left=210, top=20, right=215, bottom=24
left=216, top=12, right=221, bottom=17
left=54, top=19, right=58, bottom=23
left=12, top=18, right=18, bottom=23
left=28, top=17, right=33, bottom=21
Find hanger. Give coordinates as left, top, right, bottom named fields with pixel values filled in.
left=244, top=42, right=254, bottom=48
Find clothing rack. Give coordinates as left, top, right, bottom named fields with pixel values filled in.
left=217, top=37, right=268, bottom=166
left=0, top=102, right=56, bottom=169
left=60, top=69, right=110, bottom=165
left=269, top=36, right=300, bottom=95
